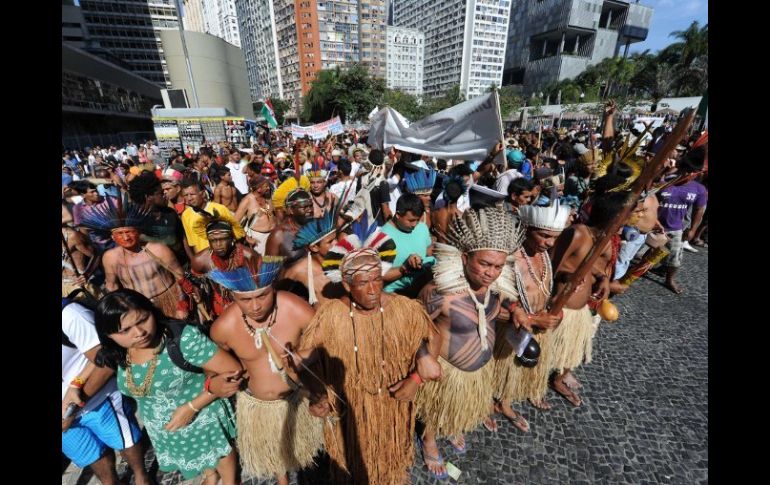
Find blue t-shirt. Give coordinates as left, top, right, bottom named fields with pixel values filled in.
left=520, top=160, right=533, bottom=180
left=381, top=221, right=435, bottom=293
left=62, top=173, right=73, bottom=187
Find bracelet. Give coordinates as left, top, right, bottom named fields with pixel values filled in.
left=204, top=375, right=213, bottom=394
left=187, top=401, right=200, bottom=413
left=409, top=372, right=424, bottom=386
left=69, top=377, right=85, bottom=389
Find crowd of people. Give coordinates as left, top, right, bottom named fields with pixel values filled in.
left=62, top=100, right=708, bottom=484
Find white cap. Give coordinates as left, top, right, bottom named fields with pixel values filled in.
left=331, top=149, right=343, bottom=157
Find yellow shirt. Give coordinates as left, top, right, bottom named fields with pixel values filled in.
left=272, top=175, right=311, bottom=209
left=181, top=201, right=246, bottom=252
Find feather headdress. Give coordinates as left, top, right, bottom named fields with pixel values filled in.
left=322, top=212, right=396, bottom=283
left=78, top=193, right=157, bottom=237
left=206, top=255, right=283, bottom=294
left=305, top=159, right=328, bottom=180
left=518, top=200, right=571, bottom=232
left=446, top=206, right=525, bottom=254
left=293, top=208, right=338, bottom=305
left=404, top=168, right=437, bottom=195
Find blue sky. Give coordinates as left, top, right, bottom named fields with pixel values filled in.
left=631, top=0, right=708, bottom=54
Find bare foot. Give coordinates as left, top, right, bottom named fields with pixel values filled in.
left=529, top=398, right=552, bottom=410
left=562, top=370, right=581, bottom=390
left=665, top=280, right=684, bottom=294
left=483, top=415, right=499, bottom=433
left=552, top=378, right=582, bottom=406
left=420, top=436, right=447, bottom=478
left=500, top=406, right=530, bottom=433
left=448, top=434, right=467, bottom=453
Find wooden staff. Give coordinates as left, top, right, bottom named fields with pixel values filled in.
left=61, top=230, right=96, bottom=299
left=548, top=109, right=696, bottom=316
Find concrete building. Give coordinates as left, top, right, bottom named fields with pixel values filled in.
left=235, top=0, right=283, bottom=102
left=159, top=30, right=253, bottom=118
left=238, top=0, right=389, bottom=115
left=503, top=0, right=653, bottom=94
left=386, top=26, right=424, bottom=98
left=199, top=0, right=242, bottom=47
left=182, top=0, right=206, bottom=33
left=77, top=0, right=182, bottom=87
left=62, top=1, right=162, bottom=148
left=359, top=0, right=388, bottom=78
left=393, top=0, right=512, bottom=100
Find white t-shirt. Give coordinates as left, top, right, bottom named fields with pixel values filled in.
left=350, top=161, right=362, bottom=178
left=330, top=179, right=357, bottom=207
left=386, top=174, right=402, bottom=215
left=226, top=160, right=250, bottom=195
left=62, top=303, right=117, bottom=414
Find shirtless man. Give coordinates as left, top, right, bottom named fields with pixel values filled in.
left=485, top=203, right=568, bottom=434
left=264, top=189, right=313, bottom=265
left=62, top=224, right=100, bottom=298
left=548, top=191, right=627, bottom=406
left=307, top=168, right=338, bottom=218
left=416, top=206, right=523, bottom=478
left=212, top=165, right=238, bottom=212
left=282, top=211, right=344, bottom=306
left=234, top=176, right=275, bottom=255
left=208, top=260, right=323, bottom=485
left=78, top=198, right=189, bottom=320
left=610, top=192, right=663, bottom=294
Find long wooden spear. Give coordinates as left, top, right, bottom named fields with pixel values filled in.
left=547, top=109, right=696, bottom=316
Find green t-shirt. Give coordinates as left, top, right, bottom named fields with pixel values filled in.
left=381, top=221, right=435, bottom=293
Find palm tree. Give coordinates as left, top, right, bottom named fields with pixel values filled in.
left=668, top=21, right=708, bottom=96
left=669, top=21, right=708, bottom=69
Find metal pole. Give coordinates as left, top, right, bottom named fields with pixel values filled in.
left=175, top=0, right=200, bottom=108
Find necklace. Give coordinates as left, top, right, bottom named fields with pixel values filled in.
left=311, top=192, right=328, bottom=209
left=466, top=287, right=491, bottom=350
left=242, top=304, right=278, bottom=350
left=124, top=337, right=164, bottom=397
left=349, top=301, right=386, bottom=395
left=520, top=248, right=552, bottom=298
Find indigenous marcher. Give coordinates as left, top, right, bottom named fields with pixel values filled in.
left=416, top=202, right=524, bottom=478
left=94, top=289, right=243, bottom=484
left=265, top=188, right=314, bottom=264
left=283, top=209, right=343, bottom=306
left=549, top=191, right=627, bottom=406
left=292, top=233, right=441, bottom=484
left=62, top=223, right=101, bottom=298
left=234, top=175, right=276, bottom=255
left=431, top=175, right=466, bottom=243
left=79, top=195, right=190, bottom=319
left=306, top=164, right=338, bottom=218
left=207, top=257, right=323, bottom=485
left=402, top=167, right=438, bottom=230
left=485, top=202, right=569, bottom=434
left=212, top=164, right=239, bottom=212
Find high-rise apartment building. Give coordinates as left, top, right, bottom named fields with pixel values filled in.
left=77, top=0, right=182, bottom=87
left=386, top=26, right=424, bottom=98
left=393, top=0, right=512, bottom=100
left=235, top=0, right=283, bottom=102
left=502, top=0, right=652, bottom=94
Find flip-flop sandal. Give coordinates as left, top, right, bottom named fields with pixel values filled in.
left=551, top=380, right=582, bottom=407
left=416, top=437, right=449, bottom=480
left=483, top=416, right=499, bottom=433
left=448, top=435, right=468, bottom=454
left=506, top=412, right=530, bottom=433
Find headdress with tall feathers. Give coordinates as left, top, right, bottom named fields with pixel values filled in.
left=446, top=206, right=525, bottom=254
left=206, top=255, right=283, bottom=294
left=322, top=212, right=396, bottom=283
left=404, top=168, right=437, bottom=195
left=305, top=159, right=328, bottom=180
left=78, top=193, right=157, bottom=238
left=518, top=200, right=571, bottom=232
left=442, top=174, right=468, bottom=203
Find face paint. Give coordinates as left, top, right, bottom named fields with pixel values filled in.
left=112, top=227, right=140, bottom=249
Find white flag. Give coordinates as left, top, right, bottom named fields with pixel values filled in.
left=369, top=92, right=503, bottom=163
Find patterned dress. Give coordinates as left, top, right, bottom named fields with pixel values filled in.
left=117, top=325, right=236, bottom=479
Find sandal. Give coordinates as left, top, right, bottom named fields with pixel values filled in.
left=448, top=435, right=467, bottom=454
left=416, top=436, right=449, bottom=479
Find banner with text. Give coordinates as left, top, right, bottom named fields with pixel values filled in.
left=290, top=116, right=344, bottom=140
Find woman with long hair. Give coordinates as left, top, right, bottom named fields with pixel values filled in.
left=94, top=289, right=244, bottom=484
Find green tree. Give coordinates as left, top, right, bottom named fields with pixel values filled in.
left=421, top=85, right=465, bottom=116
left=301, top=64, right=386, bottom=123
left=302, top=68, right=344, bottom=122
left=380, top=89, right=423, bottom=121
left=486, top=84, right=522, bottom=120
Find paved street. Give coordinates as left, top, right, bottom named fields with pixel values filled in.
left=63, top=248, right=708, bottom=485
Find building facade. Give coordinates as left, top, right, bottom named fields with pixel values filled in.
left=502, top=0, right=653, bottom=94
left=200, top=0, right=241, bottom=47
left=182, top=0, right=206, bottom=33
left=393, top=0, right=512, bottom=100
left=386, top=26, right=424, bottom=98
left=235, top=0, right=283, bottom=103
left=77, top=0, right=182, bottom=88
left=358, top=0, right=388, bottom=78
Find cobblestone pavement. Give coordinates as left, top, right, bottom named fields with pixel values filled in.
left=63, top=249, right=708, bottom=485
